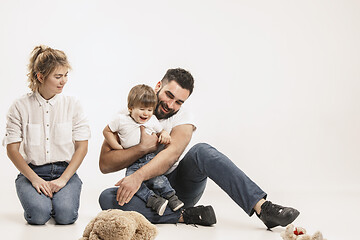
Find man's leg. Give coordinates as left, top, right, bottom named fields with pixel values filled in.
left=171, top=143, right=299, bottom=228
left=169, top=143, right=266, bottom=215
left=99, top=187, right=181, bottom=223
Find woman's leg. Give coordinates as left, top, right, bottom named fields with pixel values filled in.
left=51, top=172, right=82, bottom=225
left=15, top=173, right=52, bottom=225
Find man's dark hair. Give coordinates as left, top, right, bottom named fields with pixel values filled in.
left=161, top=68, right=194, bottom=95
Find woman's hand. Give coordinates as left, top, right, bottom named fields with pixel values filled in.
left=31, top=177, right=53, bottom=198
left=49, top=177, right=68, bottom=193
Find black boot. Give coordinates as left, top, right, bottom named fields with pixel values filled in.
left=257, top=201, right=300, bottom=229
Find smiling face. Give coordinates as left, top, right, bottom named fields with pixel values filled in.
left=38, top=65, right=68, bottom=100
left=129, top=106, right=154, bottom=124
left=154, top=80, right=190, bottom=119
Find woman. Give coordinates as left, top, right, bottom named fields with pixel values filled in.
left=3, top=45, right=90, bottom=225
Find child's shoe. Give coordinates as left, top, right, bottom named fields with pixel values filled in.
left=167, top=194, right=184, bottom=211
left=146, top=195, right=168, bottom=216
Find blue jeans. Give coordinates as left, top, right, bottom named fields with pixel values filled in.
left=99, top=143, right=267, bottom=223
left=126, top=153, right=175, bottom=203
left=15, top=162, right=82, bottom=225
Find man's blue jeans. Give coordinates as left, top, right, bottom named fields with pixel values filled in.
left=126, top=153, right=175, bottom=203
left=15, top=162, right=82, bottom=225
left=99, top=143, right=267, bottom=223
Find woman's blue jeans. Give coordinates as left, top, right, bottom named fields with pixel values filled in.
left=15, top=162, right=82, bottom=225
left=99, top=143, right=267, bottom=223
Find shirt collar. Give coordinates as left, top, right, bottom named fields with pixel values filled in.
left=34, top=91, right=59, bottom=106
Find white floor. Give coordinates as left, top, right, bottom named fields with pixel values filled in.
left=1, top=179, right=359, bottom=240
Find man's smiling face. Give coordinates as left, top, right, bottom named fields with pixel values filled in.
left=154, top=80, right=190, bottom=119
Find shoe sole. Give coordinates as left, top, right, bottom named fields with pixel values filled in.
left=264, top=209, right=300, bottom=229
left=172, top=202, right=184, bottom=212
left=158, top=200, right=168, bottom=216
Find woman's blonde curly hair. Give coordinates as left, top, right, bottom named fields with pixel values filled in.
left=27, top=45, right=71, bottom=92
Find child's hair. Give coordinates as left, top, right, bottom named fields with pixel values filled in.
left=128, top=84, right=157, bottom=109
left=27, top=45, right=71, bottom=92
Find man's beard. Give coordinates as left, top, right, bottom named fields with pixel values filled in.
left=155, top=101, right=178, bottom=119
left=155, top=92, right=178, bottom=119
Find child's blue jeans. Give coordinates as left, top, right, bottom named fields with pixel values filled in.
left=126, top=153, right=175, bottom=203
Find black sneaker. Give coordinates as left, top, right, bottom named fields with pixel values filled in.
left=182, top=205, right=217, bottom=226
left=167, top=194, right=184, bottom=211
left=146, top=195, right=168, bottom=216
left=258, top=201, right=300, bottom=229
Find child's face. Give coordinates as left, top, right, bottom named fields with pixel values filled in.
left=130, top=106, right=154, bottom=124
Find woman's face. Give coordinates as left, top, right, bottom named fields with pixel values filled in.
left=38, top=66, right=68, bottom=99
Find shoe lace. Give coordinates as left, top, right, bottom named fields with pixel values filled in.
left=263, top=202, right=284, bottom=216
left=181, top=209, right=199, bottom=228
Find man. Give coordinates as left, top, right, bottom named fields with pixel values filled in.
left=99, top=68, right=299, bottom=229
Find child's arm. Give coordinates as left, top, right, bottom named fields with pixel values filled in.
left=158, top=130, right=171, bottom=145
left=103, top=125, right=123, bottom=150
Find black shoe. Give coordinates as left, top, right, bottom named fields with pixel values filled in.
left=167, top=195, right=184, bottom=211
left=258, top=201, right=300, bottom=229
left=146, top=195, right=168, bottom=216
left=182, top=205, right=217, bottom=226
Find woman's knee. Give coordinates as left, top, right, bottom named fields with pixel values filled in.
left=25, top=205, right=52, bottom=225
left=53, top=203, right=79, bottom=225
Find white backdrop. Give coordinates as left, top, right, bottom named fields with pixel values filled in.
left=1, top=0, right=359, bottom=198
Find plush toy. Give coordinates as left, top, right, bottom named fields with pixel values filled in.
left=280, top=224, right=327, bottom=240
left=79, top=209, right=158, bottom=240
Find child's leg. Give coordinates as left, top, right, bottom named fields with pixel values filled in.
left=146, top=175, right=176, bottom=198
left=126, top=161, right=155, bottom=203
left=146, top=175, right=184, bottom=211
left=127, top=160, right=168, bottom=215
left=15, top=173, right=52, bottom=225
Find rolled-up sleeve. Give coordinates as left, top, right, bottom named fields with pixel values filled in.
left=3, top=103, right=23, bottom=146
left=72, top=99, right=91, bottom=141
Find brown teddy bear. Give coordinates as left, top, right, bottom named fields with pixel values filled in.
left=79, top=209, right=158, bottom=240
left=280, top=224, right=327, bottom=240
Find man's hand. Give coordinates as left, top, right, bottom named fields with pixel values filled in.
left=115, top=174, right=142, bottom=206
left=139, top=126, right=158, bottom=153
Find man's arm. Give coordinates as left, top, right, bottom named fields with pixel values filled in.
left=99, top=126, right=159, bottom=174
left=116, top=124, right=194, bottom=205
